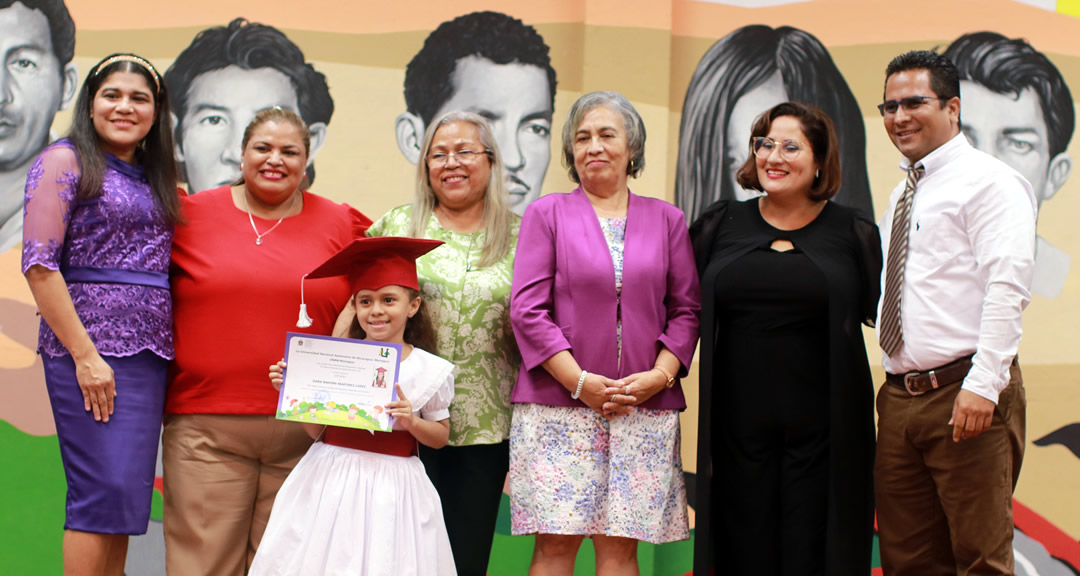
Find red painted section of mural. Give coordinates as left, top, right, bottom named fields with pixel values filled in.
left=1013, top=499, right=1080, bottom=571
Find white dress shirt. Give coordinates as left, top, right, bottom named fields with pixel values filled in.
left=878, top=132, right=1036, bottom=404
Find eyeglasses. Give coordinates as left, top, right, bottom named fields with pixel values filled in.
left=427, top=149, right=490, bottom=166
left=752, top=137, right=804, bottom=161
left=877, top=96, right=943, bottom=116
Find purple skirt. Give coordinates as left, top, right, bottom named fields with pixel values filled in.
left=43, top=350, right=167, bottom=534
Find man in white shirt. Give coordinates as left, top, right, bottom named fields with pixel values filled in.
left=875, top=50, right=1036, bottom=576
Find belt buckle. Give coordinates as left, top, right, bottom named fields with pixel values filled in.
left=903, top=372, right=927, bottom=396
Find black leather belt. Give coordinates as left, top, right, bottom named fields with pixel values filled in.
left=886, top=355, right=975, bottom=396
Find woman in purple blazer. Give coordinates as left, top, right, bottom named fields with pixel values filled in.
left=509, top=91, right=700, bottom=574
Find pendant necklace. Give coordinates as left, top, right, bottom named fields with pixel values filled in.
left=243, top=188, right=297, bottom=246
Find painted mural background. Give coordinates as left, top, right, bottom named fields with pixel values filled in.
left=1, top=0, right=1079, bottom=573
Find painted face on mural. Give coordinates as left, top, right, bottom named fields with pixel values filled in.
left=0, top=2, right=72, bottom=172
left=725, top=72, right=786, bottom=201
left=433, top=56, right=552, bottom=215
left=177, top=65, right=307, bottom=193
left=959, top=80, right=1071, bottom=208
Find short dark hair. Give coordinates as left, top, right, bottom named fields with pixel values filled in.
left=69, top=54, right=180, bottom=224
left=404, top=11, right=556, bottom=125
left=675, top=25, right=872, bottom=222
left=0, top=0, right=75, bottom=68
left=884, top=50, right=960, bottom=103
left=165, top=18, right=333, bottom=144
left=735, top=101, right=841, bottom=202
left=943, top=32, right=1074, bottom=158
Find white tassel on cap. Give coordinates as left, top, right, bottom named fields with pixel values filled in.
left=296, top=274, right=314, bottom=328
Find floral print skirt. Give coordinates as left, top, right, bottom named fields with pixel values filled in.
left=509, top=403, right=689, bottom=544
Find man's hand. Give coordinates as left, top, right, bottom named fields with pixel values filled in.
left=949, top=389, right=995, bottom=442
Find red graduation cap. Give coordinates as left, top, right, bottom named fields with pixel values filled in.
left=295, top=237, right=444, bottom=327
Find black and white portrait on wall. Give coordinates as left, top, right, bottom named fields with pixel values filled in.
left=676, top=24, right=873, bottom=224
left=164, top=18, right=334, bottom=194
left=944, top=32, right=1074, bottom=299
left=395, top=11, right=557, bottom=216
left=0, top=0, right=77, bottom=253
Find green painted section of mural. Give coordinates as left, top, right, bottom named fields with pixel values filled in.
left=0, top=421, right=65, bottom=574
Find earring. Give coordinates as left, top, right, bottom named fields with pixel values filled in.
left=815, top=169, right=820, bottom=178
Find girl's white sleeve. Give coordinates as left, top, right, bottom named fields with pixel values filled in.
left=419, top=371, right=453, bottom=422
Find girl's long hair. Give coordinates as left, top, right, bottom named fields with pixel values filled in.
left=347, top=288, right=439, bottom=355
left=69, top=53, right=181, bottom=223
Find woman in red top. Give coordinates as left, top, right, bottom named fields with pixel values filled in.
left=164, top=108, right=371, bottom=575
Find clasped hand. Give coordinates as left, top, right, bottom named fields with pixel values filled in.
left=578, top=368, right=668, bottom=418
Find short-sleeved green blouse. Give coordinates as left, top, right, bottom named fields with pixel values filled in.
left=367, top=204, right=520, bottom=446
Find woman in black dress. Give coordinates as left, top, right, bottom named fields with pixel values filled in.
left=690, top=101, right=881, bottom=576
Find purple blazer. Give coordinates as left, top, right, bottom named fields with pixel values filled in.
left=510, top=188, right=701, bottom=409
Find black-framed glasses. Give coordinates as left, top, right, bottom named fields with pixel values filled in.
left=752, top=137, right=804, bottom=161
left=877, top=96, right=943, bottom=116
left=427, top=149, right=491, bottom=166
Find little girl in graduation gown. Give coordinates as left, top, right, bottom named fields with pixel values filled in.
left=249, top=237, right=456, bottom=576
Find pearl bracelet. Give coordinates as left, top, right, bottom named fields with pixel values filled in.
left=571, top=370, right=588, bottom=399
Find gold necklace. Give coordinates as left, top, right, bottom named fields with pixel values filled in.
left=243, top=188, right=299, bottom=246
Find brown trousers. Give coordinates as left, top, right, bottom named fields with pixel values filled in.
left=875, top=362, right=1025, bottom=576
left=162, top=414, right=314, bottom=576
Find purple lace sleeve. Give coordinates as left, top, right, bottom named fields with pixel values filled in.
left=21, top=141, right=175, bottom=360
left=22, top=144, right=79, bottom=273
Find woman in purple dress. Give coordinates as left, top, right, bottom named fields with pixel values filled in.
left=21, top=53, right=180, bottom=576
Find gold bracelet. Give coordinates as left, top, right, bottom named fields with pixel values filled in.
left=654, top=366, right=676, bottom=388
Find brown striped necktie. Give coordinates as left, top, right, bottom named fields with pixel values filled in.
left=880, top=164, right=924, bottom=357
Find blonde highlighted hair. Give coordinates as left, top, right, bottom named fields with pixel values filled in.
left=410, top=111, right=514, bottom=268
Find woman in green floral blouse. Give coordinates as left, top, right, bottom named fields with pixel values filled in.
left=366, top=110, right=519, bottom=575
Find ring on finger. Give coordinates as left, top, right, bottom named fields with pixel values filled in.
left=624, top=385, right=631, bottom=395
left=611, top=395, right=617, bottom=403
